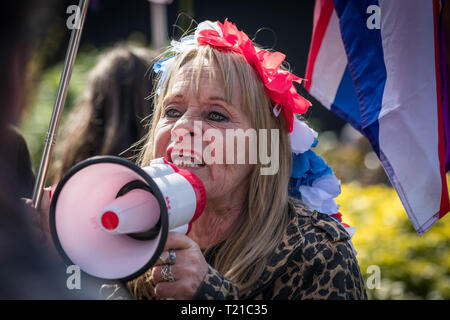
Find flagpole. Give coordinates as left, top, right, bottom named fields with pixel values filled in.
left=31, top=0, right=90, bottom=209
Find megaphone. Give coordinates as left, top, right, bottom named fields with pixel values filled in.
left=49, top=156, right=206, bottom=281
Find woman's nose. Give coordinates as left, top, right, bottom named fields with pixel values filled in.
left=171, top=114, right=202, bottom=141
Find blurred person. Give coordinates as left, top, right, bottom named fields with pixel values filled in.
left=43, top=43, right=156, bottom=299
left=0, top=0, right=100, bottom=299
left=0, top=125, right=35, bottom=199
left=50, top=43, right=157, bottom=183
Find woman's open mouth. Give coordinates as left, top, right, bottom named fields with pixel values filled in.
left=167, top=147, right=206, bottom=168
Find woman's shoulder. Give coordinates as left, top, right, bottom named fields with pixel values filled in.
left=255, top=197, right=353, bottom=281
left=287, top=197, right=351, bottom=244
left=247, top=198, right=366, bottom=299
left=267, top=198, right=366, bottom=299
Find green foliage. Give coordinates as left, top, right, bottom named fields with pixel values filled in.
left=338, top=182, right=450, bottom=299
left=21, top=48, right=99, bottom=173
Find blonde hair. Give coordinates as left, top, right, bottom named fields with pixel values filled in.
left=127, top=44, right=293, bottom=298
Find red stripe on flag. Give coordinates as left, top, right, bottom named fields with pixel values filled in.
left=432, top=0, right=450, bottom=219
left=304, top=0, right=334, bottom=91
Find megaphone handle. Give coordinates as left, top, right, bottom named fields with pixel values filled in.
left=31, top=0, right=90, bottom=209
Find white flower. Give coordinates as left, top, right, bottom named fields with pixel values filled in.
left=170, top=21, right=222, bottom=54
left=170, top=35, right=196, bottom=53
left=195, top=20, right=223, bottom=38
left=311, top=174, right=341, bottom=198
left=298, top=174, right=341, bottom=214
left=290, top=117, right=318, bottom=154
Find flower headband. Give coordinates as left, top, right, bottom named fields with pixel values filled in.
left=154, top=19, right=312, bottom=133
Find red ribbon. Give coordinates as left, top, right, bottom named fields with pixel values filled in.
left=331, top=212, right=350, bottom=228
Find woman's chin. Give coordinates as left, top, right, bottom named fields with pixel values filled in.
left=176, top=163, right=207, bottom=175
left=180, top=165, right=217, bottom=199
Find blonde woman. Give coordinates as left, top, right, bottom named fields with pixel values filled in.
left=115, top=20, right=367, bottom=300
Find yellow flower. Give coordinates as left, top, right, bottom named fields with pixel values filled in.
left=336, top=181, right=450, bottom=299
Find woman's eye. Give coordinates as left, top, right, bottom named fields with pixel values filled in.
left=208, top=111, right=228, bottom=122
left=164, top=108, right=182, bottom=118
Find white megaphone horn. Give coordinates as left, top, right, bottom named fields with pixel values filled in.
left=49, top=155, right=206, bottom=281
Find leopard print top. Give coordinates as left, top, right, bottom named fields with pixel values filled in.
left=194, top=198, right=367, bottom=300
left=100, top=198, right=367, bottom=300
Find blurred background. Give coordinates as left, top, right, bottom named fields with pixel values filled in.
left=18, top=0, right=449, bottom=299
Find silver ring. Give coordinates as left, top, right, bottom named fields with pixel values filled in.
left=161, top=264, right=175, bottom=282
left=160, top=251, right=170, bottom=264
left=160, top=249, right=176, bottom=264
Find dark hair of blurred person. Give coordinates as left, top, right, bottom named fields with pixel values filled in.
left=0, top=0, right=41, bottom=199
left=0, top=125, right=35, bottom=199
left=0, top=0, right=100, bottom=299
left=50, top=44, right=156, bottom=183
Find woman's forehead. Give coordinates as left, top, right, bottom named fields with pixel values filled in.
left=167, top=60, right=241, bottom=105
left=173, top=64, right=222, bottom=90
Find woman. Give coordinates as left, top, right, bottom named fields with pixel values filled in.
left=108, top=20, right=367, bottom=300
left=50, top=44, right=156, bottom=183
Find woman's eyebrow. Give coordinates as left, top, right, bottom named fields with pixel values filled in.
left=208, top=96, right=227, bottom=102
left=163, top=93, right=184, bottom=104
left=208, top=96, right=236, bottom=109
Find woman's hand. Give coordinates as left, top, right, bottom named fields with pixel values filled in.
left=151, top=231, right=209, bottom=300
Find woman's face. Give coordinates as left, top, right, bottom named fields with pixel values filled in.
left=153, top=60, right=255, bottom=201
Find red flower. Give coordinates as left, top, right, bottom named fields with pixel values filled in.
left=197, top=19, right=311, bottom=132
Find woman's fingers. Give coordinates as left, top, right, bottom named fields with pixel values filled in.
left=21, top=187, right=60, bottom=260
left=152, top=263, right=201, bottom=300
left=150, top=232, right=208, bottom=299
left=164, top=231, right=197, bottom=251
left=154, top=231, right=198, bottom=267
left=152, top=264, right=177, bottom=284
left=154, top=280, right=199, bottom=300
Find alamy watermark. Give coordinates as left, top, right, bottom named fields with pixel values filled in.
left=169, top=121, right=280, bottom=175
left=66, top=5, right=81, bottom=30
left=366, top=265, right=381, bottom=290
left=366, top=5, right=381, bottom=30
left=66, top=264, right=81, bottom=290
